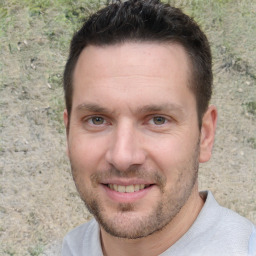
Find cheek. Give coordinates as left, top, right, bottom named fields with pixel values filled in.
left=148, top=134, right=199, bottom=177
left=148, top=135, right=191, bottom=163
left=68, top=135, right=108, bottom=175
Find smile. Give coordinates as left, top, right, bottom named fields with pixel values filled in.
left=107, top=184, right=151, bottom=193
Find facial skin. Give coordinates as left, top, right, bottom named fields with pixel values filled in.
left=64, top=42, right=217, bottom=255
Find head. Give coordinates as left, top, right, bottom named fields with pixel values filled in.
left=64, top=0, right=213, bottom=129
left=63, top=0, right=217, bottom=241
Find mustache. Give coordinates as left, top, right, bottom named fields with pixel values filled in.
left=90, top=166, right=166, bottom=189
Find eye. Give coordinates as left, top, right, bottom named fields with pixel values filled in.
left=152, top=116, right=166, bottom=125
left=89, top=116, right=105, bottom=125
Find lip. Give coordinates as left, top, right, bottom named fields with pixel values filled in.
left=101, top=183, right=155, bottom=203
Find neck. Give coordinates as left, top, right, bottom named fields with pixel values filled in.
left=100, top=185, right=204, bottom=256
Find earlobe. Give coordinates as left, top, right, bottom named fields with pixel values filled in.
left=199, top=105, right=217, bottom=163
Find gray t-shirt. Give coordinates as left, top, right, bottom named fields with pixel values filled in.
left=62, top=191, right=256, bottom=255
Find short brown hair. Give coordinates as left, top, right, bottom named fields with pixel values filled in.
left=64, top=0, right=212, bottom=127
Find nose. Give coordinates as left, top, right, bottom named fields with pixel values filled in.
left=105, top=121, right=146, bottom=171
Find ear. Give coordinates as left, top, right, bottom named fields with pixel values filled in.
left=63, top=109, right=69, bottom=157
left=63, top=109, right=69, bottom=132
left=199, top=105, right=217, bottom=163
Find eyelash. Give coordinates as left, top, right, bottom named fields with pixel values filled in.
left=82, top=115, right=172, bottom=129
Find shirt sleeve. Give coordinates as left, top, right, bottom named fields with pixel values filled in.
left=248, top=225, right=256, bottom=256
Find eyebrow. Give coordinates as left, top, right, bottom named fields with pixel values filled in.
left=75, top=102, right=184, bottom=115
left=76, top=103, right=111, bottom=114
left=137, top=103, right=184, bottom=114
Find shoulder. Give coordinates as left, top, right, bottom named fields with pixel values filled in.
left=163, top=191, right=256, bottom=256
left=62, top=218, right=103, bottom=256
left=249, top=225, right=256, bottom=256
left=198, top=191, right=256, bottom=255
left=215, top=206, right=255, bottom=248
left=210, top=208, right=256, bottom=255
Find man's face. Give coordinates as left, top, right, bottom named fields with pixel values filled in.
left=65, top=42, right=204, bottom=239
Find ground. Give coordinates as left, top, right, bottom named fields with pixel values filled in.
left=0, top=0, right=255, bottom=255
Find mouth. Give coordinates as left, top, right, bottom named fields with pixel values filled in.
left=106, top=184, right=152, bottom=193
left=101, top=182, right=155, bottom=203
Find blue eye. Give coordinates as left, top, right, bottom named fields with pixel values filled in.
left=90, top=116, right=105, bottom=125
left=153, top=116, right=166, bottom=125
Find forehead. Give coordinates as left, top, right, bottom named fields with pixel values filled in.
left=72, top=42, right=195, bottom=112
left=74, top=42, right=191, bottom=82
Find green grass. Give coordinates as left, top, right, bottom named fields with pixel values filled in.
left=3, top=248, right=16, bottom=256
left=245, top=101, right=256, bottom=116
left=247, top=138, right=256, bottom=149
left=28, top=245, right=44, bottom=256
left=48, top=91, right=66, bottom=133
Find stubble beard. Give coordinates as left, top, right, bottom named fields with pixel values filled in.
left=70, top=144, right=200, bottom=240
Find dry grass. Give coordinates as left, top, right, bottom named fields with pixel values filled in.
left=0, top=0, right=255, bottom=255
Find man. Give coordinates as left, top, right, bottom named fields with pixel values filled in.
left=62, top=0, right=256, bottom=255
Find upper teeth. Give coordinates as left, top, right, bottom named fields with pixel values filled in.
left=108, top=184, right=146, bottom=193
